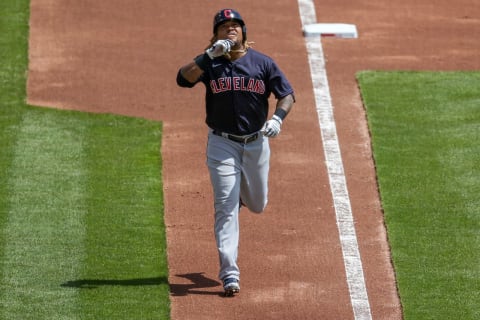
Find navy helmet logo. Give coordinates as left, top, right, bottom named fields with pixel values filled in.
left=223, top=9, right=233, bottom=18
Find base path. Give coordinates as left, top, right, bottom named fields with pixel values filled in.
left=27, top=0, right=479, bottom=319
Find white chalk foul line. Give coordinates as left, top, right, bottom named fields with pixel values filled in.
left=297, top=0, right=373, bottom=319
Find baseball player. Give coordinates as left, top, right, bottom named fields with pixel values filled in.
left=176, top=8, right=295, bottom=296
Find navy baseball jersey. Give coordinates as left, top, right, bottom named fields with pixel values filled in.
left=178, top=49, right=294, bottom=135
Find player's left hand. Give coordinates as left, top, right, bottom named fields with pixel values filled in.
left=263, top=115, right=283, bottom=137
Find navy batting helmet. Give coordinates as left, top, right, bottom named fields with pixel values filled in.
left=213, top=9, right=247, bottom=41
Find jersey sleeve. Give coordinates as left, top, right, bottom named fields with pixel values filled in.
left=266, top=60, right=294, bottom=100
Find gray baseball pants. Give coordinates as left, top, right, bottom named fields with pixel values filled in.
left=206, top=130, right=270, bottom=282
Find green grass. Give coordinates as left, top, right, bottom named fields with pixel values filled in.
left=0, top=0, right=170, bottom=318
left=358, top=71, right=480, bottom=320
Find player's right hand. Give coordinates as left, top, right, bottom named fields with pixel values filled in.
left=206, top=39, right=235, bottom=59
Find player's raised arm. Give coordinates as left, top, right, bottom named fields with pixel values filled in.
left=177, top=39, right=235, bottom=86
left=177, top=61, right=204, bottom=85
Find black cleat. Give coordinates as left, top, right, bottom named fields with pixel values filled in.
left=223, top=278, right=240, bottom=297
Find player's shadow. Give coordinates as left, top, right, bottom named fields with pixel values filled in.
left=61, top=276, right=167, bottom=289
left=169, top=272, right=222, bottom=296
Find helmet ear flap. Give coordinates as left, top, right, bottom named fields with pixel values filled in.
left=242, top=25, right=247, bottom=41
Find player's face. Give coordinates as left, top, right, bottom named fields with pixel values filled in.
left=217, top=20, right=243, bottom=44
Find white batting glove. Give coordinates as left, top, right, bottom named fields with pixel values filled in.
left=206, top=39, right=235, bottom=59
left=263, top=115, right=283, bottom=137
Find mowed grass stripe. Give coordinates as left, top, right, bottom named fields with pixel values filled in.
left=75, top=115, right=170, bottom=319
left=1, top=109, right=87, bottom=319
left=0, top=0, right=31, bottom=314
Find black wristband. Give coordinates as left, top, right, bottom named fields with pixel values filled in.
left=274, top=108, right=288, bottom=120
left=194, top=53, right=210, bottom=71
